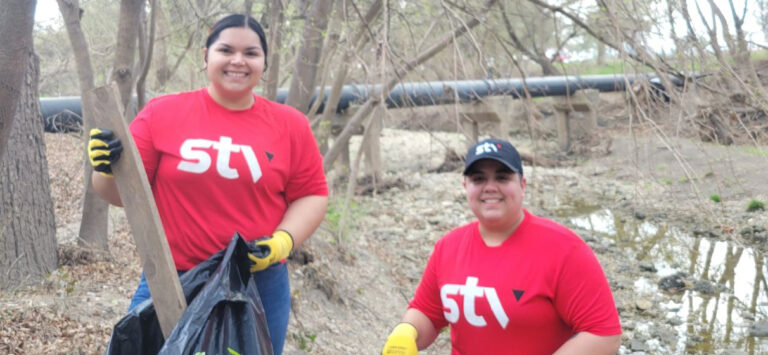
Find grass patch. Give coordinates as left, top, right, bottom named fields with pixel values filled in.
left=750, top=49, right=768, bottom=61
left=559, top=59, right=653, bottom=76
left=325, top=196, right=365, bottom=242
left=747, top=199, right=765, bottom=212
left=739, top=146, right=768, bottom=157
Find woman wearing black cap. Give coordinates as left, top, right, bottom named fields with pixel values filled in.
left=87, top=14, right=328, bottom=354
left=382, top=138, right=621, bottom=354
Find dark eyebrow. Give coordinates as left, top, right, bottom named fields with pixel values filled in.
left=465, top=170, right=482, bottom=176
left=215, top=43, right=262, bottom=51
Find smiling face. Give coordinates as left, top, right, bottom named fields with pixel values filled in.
left=204, top=26, right=265, bottom=109
left=463, top=159, right=526, bottom=232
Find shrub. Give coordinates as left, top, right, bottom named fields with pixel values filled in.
left=747, top=199, right=765, bottom=212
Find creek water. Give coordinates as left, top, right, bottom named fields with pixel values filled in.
left=560, top=207, right=767, bottom=354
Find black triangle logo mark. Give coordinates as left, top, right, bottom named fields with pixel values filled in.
left=513, top=289, right=524, bottom=302
left=266, top=151, right=274, bottom=161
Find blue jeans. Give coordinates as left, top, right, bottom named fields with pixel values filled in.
left=129, top=263, right=291, bottom=355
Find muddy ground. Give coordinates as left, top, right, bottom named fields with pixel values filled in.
left=1, top=96, right=768, bottom=354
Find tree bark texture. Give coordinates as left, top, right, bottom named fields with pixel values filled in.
left=0, top=0, right=36, bottom=161
left=112, top=0, right=143, bottom=115
left=264, top=0, right=284, bottom=101
left=58, top=0, right=110, bottom=250
left=0, top=52, right=58, bottom=290
left=153, top=4, right=171, bottom=89
left=285, top=0, right=335, bottom=113
left=136, top=0, right=157, bottom=110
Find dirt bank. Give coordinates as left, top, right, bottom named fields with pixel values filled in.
left=1, top=125, right=767, bottom=354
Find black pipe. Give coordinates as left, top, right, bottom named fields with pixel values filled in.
left=40, top=96, right=83, bottom=133
left=39, top=74, right=680, bottom=132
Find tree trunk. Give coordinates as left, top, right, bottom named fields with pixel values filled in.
left=153, top=3, right=170, bottom=90
left=136, top=0, right=157, bottom=110
left=58, top=0, right=110, bottom=251
left=596, top=42, right=606, bottom=65
left=0, top=0, right=36, bottom=161
left=112, top=0, right=143, bottom=116
left=311, top=0, right=382, bottom=154
left=154, top=4, right=200, bottom=93
left=244, top=0, right=253, bottom=15
left=0, top=51, right=58, bottom=290
left=303, top=0, right=345, bottom=118
left=284, top=0, right=335, bottom=113
left=264, top=0, right=284, bottom=101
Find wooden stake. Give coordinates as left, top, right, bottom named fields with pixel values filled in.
left=88, top=84, right=186, bottom=338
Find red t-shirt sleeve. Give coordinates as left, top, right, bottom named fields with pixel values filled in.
left=129, top=103, right=160, bottom=183
left=284, top=108, right=328, bottom=202
left=409, top=240, right=450, bottom=332
left=554, top=242, right=622, bottom=336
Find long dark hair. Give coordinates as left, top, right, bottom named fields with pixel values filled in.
left=204, top=14, right=268, bottom=69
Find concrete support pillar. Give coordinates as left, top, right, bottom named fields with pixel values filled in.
left=552, top=89, right=599, bottom=152
left=458, top=96, right=514, bottom=147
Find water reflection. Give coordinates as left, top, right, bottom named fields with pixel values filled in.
left=565, top=208, right=768, bottom=355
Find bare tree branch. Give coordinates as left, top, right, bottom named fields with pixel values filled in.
left=323, top=0, right=500, bottom=171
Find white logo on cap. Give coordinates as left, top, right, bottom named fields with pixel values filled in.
left=475, top=142, right=498, bottom=156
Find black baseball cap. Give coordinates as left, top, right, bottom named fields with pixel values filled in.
left=463, top=138, right=523, bottom=176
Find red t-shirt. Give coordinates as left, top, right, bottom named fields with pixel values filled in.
left=409, top=209, right=621, bottom=354
left=130, top=89, right=328, bottom=270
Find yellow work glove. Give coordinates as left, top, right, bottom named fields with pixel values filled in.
left=382, top=323, right=418, bottom=355
left=88, top=128, right=123, bottom=177
left=249, top=230, right=294, bottom=272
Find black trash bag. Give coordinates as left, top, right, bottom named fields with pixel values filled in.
left=106, top=233, right=273, bottom=355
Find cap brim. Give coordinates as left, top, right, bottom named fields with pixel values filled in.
left=463, top=156, right=520, bottom=175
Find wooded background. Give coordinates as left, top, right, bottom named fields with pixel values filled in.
left=2, top=0, right=768, bottom=291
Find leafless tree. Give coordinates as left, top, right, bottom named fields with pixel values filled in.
left=58, top=0, right=111, bottom=250
left=497, top=1, right=565, bottom=76
left=322, top=0, right=501, bottom=171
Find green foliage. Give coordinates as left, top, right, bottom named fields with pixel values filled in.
left=709, top=194, right=720, bottom=203
left=747, top=199, right=765, bottom=212
left=325, top=197, right=363, bottom=240
left=48, top=270, right=77, bottom=295
left=292, top=331, right=317, bottom=351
